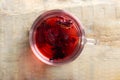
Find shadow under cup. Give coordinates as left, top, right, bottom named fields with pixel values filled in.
left=29, top=9, right=86, bottom=65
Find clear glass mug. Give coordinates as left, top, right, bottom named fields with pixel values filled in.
left=29, top=9, right=96, bottom=65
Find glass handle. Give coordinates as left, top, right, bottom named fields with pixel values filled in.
left=85, top=38, right=97, bottom=45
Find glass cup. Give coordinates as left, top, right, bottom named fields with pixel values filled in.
left=29, top=9, right=96, bottom=65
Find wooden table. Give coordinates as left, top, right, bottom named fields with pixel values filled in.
left=0, top=0, right=120, bottom=80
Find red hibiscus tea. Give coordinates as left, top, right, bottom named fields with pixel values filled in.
left=29, top=10, right=85, bottom=65
left=36, top=16, right=80, bottom=60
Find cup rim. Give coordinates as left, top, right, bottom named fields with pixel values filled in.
left=29, top=9, right=86, bottom=66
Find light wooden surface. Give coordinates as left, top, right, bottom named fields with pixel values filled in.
left=0, top=0, right=120, bottom=80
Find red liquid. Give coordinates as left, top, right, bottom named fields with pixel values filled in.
left=35, top=15, right=81, bottom=60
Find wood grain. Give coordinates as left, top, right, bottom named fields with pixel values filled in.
left=0, top=0, right=120, bottom=80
